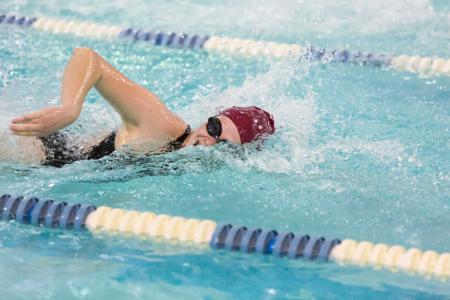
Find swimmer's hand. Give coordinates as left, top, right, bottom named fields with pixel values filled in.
left=9, top=106, right=77, bottom=137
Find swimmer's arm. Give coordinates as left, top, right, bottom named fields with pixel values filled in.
left=9, top=47, right=99, bottom=136
left=10, top=48, right=102, bottom=136
left=10, top=47, right=184, bottom=137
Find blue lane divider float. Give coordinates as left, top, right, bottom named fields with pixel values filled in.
left=1, top=13, right=449, bottom=76
left=0, top=14, right=36, bottom=27
left=118, top=27, right=209, bottom=50
left=209, top=224, right=340, bottom=260
left=0, top=194, right=95, bottom=230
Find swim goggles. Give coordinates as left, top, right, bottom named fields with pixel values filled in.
left=207, top=116, right=224, bottom=143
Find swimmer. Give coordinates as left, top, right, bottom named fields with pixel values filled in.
left=9, top=47, right=275, bottom=167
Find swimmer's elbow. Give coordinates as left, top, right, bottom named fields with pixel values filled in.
left=72, top=47, right=96, bottom=56
left=72, top=47, right=101, bottom=66
left=71, top=47, right=102, bottom=79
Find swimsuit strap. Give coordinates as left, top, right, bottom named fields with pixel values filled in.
left=86, top=131, right=117, bottom=160
left=162, top=125, right=191, bottom=152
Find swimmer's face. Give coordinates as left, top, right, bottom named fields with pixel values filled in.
left=183, top=115, right=241, bottom=147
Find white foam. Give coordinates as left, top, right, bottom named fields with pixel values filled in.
left=177, top=53, right=413, bottom=175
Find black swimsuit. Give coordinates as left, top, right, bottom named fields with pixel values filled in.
left=38, top=126, right=191, bottom=168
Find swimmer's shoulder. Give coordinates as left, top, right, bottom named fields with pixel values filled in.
left=114, top=126, right=173, bottom=153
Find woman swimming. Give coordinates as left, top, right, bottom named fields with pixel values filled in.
left=9, top=47, right=275, bottom=167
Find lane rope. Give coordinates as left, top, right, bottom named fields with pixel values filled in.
left=1, top=13, right=449, bottom=76
left=0, top=194, right=448, bottom=280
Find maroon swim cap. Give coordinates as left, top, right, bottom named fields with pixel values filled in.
left=219, top=106, right=275, bottom=144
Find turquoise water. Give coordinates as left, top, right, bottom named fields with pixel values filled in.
left=0, top=0, right=449, bottom=299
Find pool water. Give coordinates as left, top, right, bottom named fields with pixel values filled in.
left=0, top=0, right=449, bottom=299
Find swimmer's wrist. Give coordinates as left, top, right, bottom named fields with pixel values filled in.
left=61, top=105, right=80, bottom=123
